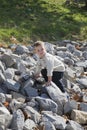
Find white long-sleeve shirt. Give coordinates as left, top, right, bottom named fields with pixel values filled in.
left=35, top=53, right=65, bottom=76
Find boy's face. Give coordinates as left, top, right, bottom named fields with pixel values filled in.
left=35, top=45, right=46, bottom=58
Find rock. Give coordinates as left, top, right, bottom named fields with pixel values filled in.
left=1, top=53, right=15, bottom=67
left=82, top=51, right=87, bottom=60
left=66, top=44, right=75, bottom=53
left=76, top=77, right=87, bottom=89
left=71, top=109, right=87, bottom=125
left=0, top=70, right=6, bottom=83
left=14, top=45, right=29, bottom=54
left=80, top=103, right=87, bottom=112
left=65, top=120, right=84, bottom=130
left=23, top=106, right=41, bottom=124
left=10, top=109, right=24, bottom=130
left=64, top=100, right=78, bottom=114
left=41, top=121, right=56, bottom=130
left=4, top=79, right=21, bottom=92
left=41, top=111, right=66, bottom=130
left=11, top=91, right=26, bottom=103
left=45, top=82, right=67, bottom=115
left=35, top=96, right=58, bottom=113
left=23, top=119, right=37, bottom=130
left=4, top=68, right=15, bottom=79
left=0, top=103, right=10, bottom=115
left=0, top=93, right=6, bottom=103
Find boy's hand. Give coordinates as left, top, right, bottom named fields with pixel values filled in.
left=45, top=81, right=51, bottom=86
left=45, top=76, right=52, bottom=86
left=34, top=73, right=41, bottom=79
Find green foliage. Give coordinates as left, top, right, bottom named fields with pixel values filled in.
left=0, top=0, right=87, bottom=43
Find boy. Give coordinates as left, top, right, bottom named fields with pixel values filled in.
left=33, top=41, right=65, bottom=93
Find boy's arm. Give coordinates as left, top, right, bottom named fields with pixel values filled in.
left=46, top=76, right=52, bottom=86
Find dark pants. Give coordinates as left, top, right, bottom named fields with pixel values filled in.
left=41, top=69, right=65, bottom=93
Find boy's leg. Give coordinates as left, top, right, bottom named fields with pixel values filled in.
left=52, top=72, right=65, bottom=93
left=41, top=69, right=65, bottom=93
left=41, top=69, right=48, bottom=82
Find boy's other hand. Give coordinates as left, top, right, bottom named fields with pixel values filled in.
left=34, top=73, right=41, bottom=79
left=45, top=81, right=51, bottom=86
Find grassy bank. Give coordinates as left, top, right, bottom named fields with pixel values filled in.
left=0, top=0, right=87, bottom=44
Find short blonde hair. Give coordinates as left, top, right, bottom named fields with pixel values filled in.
left=33, top=41, right=44, bottom=48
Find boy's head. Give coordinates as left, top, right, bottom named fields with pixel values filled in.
left=33, top=41, right=46, bottom=58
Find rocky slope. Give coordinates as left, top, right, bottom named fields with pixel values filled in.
left=0, top=40, right=87, bottom=130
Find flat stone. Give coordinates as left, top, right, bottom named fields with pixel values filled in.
left=71, top=109, right=87, bottom=125
left=76, top=77, right=87, bottom=88
left=5, top=79, right=21, bottom=92
left=35, top=96, right=58, bottom=113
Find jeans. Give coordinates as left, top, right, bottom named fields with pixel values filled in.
left=41, top=69, right=65, bottom=93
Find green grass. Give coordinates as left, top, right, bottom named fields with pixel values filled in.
left=0, top=0, right=87, bottom=44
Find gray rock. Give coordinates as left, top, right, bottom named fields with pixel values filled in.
left=23, top=78, right=34, bottom=88
left=23, top=119, right=37, bottom=130
left=64, top=66, right=76, bottom=82
left=71, top=41, right=80, bottom=46
left=5, top=79, right=21, bottom=92
left=64, top=57, right=74, bottom=66
left=15, top=45, right=29, bottom=54
left=11, top=91, right=25, bottom=103
left=56, top=51, right=66, bottom=58
left=26, top=55, right=36, bottom=65
left=0, top=70, right=6, bottom=83
left=9, top=99, right=23, bottom=113
left=41, top=111, right=66, bottom=129
left=76, top=60, right=87, bottom=68
left=35, top=96, right=58, bottom=113
left=0, top=93, right=6, bottom=103
left=5, top=94, right=12, bottom=102
left=0, top=61, right=5, bottom=72
left=82, top=93, right=87, bottom=103
left=0, top=114, right=12, bottom=128
left=64, top=100, right=78, bottom=114
left=69, top=120, right=84, bottom=130
left=65, top=124, right=74, bottom=130
left=80, top=103, right=87, bottom=112
left=23, top=79, right=38, bottom=97
left=26, top=98, right=39, bottom=111
left=66, top=44, right=75, bottom=53
left=10, top=109, right=24, bottom=130
left=1, top=53, right=15, bottom=67
left=45, top=82, right=67, bottom=103
left=42, top=121, right=56, bottom=130
left=71, top=83, right=81, bottom=93
left=82, top=51, right=87, bottom=60
left=76, top=77, right=87, bottom=89
left=45, top=82, right=67, bottom=115
left=4, top=68, right=15, bottom=79
left=45, top=42, right=55, bottom=54
left=17, top=62, right=26, bottom=73
left=55, top=46, right=67, bottom=51
left=23, top=106, right=41, bottom=123
left=0, top=103, right=10, bottom=115
left=61, top=40, right=71, bottom=46
left=74, top=66, right=84, bottom=77
left=24, top=86, right=38, bottom=97
left=73, top=50, right=82, bottom=57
